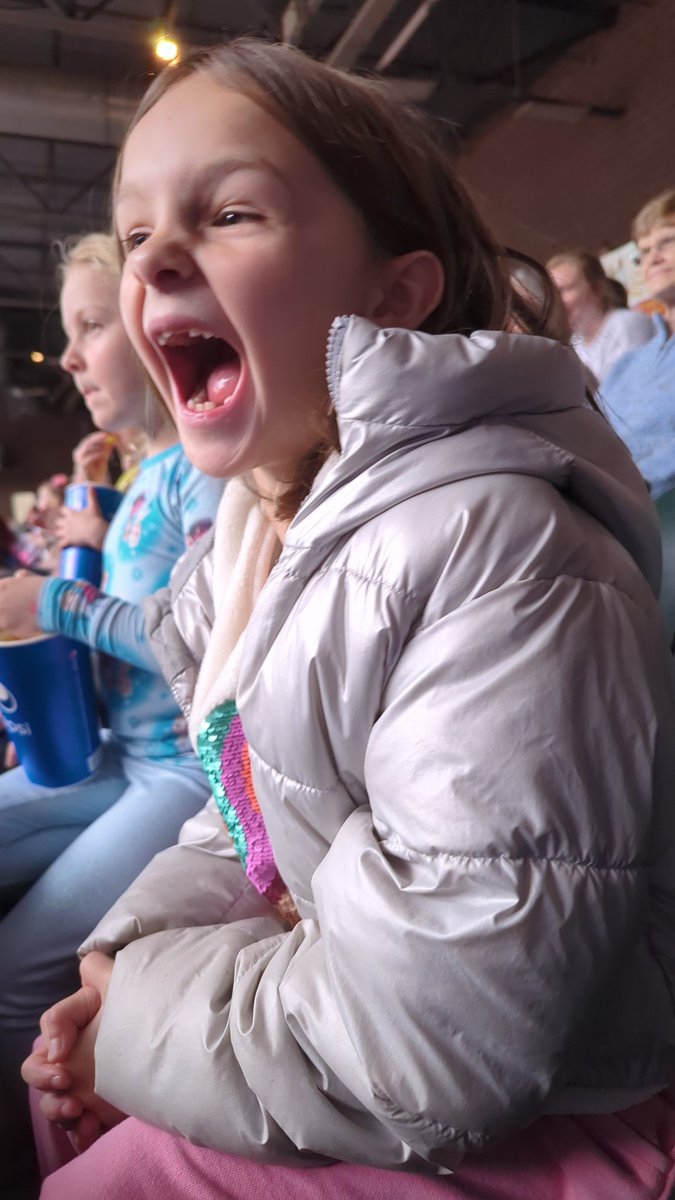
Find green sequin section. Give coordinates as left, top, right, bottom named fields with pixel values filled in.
left=197, top=699, right=249, bottom=868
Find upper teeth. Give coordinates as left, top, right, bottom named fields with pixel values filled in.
left=156, top=329, right=215, bottom=347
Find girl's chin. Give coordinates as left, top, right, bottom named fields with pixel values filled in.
left=179, top=422, right=248, bottom=479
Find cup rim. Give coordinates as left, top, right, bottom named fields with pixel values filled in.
left=0, top=632, right=54, bottom=648
left=65, top=482, right=119, bottom=498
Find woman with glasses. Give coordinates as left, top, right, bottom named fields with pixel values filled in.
left=601, top=189, right=675, bottom=500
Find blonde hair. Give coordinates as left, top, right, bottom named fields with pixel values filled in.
left=632, top=188, right=675, bottom=241
left=57, top=231, right=171, bottom=442
left=57, top=231, right=121, bottom=283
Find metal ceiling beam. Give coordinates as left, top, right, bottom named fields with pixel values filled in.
left=0, top=204, right=101, bottom=234
left=376, top=0, right=440, bottom=72
left=0, top=297, right=56, bottom=311
left=326, top=0, right=402, bottom=69
left=282, top=0, right=324, bottom=45
left=0, top=7, right=205, bottom=49
left=0, top=62, right=432, bottom=156
left=0, top=66, right=137, bottom=146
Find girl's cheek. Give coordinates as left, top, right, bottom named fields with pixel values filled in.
left=119, top=280, right=145, bottom=355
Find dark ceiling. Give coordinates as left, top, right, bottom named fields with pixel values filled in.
left=0, top=0, right=629, bottom=398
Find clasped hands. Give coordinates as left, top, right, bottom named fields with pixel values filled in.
left=21, top=950, right=126, bottom=1155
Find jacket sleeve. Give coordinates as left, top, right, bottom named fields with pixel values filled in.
left=81, top=798, right=284, bottom=956
left=142, top=531, right=215, bottom=717
left=89, top=564, right=665, bottom=1170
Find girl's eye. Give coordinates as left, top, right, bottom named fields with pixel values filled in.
left=121, top=231, right=149, bottom=254
left=213, top=209, right=257, bottom=227
left=85, top=321, right=102, bottom=333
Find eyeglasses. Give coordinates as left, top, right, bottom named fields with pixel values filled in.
left=631, top=233, right=675, bottom=265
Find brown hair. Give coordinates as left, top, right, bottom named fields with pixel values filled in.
left=546, top=249, right=616, bottom=312
left=115, top=39, right=565, bottom=514
left=632, top=188, right=675, bottom=241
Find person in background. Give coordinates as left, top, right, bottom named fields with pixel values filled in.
left=0, top=231, right=222, bottom=1200
left=12, top=475, right=69, bottom=574
left=601, top=188, right=675, bottom=499
left=606, top=277, right=629, bottom=309
left=21, top=39, right=675, bottom=1200
left=547, top=249, right=653, bottom=384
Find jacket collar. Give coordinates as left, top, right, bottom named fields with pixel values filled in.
left=288, top=317, right=660, bottom=593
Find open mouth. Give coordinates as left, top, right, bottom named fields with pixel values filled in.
left=155, top=329, right=241, bottom=413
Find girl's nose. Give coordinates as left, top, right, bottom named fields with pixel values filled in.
left=127, top=232, right=194, bottom=290
left=60, top=340, right=82, bottom=374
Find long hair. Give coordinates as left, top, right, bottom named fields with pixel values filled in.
left=546, top=249, right=616, bottom=314
left=114, top=39, right=566, bottom=513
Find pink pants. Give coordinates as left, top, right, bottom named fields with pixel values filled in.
left=36, top=1090, right=675, bottom=1200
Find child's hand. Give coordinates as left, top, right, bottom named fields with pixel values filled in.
left=56, top=490, right=109, bottom=551
left=72, top=432, right=116, bottom=485
left=22, top=984, right=101, bottom=1099
left=0, top=573, right=44, bottom=639
left=22, top=956, right=124, bottom=1154
left=37, top=1007, right=125, bottom=1154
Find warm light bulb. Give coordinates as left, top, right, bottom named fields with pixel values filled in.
left=154, top=34, right=179, bottom=63
left=30, top=350, right=45, bottom=364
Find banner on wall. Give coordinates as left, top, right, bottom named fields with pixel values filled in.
left=600, top=241, right=667, bottom=315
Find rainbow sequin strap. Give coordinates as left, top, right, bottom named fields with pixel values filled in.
left=197, top=700, right=298, bottom=923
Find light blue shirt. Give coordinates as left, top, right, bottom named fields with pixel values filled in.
left=601, top=315, right=675, bottom=499
left=39, top=444, right=224, bottom=759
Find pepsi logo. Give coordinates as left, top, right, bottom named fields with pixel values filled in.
left=0, top=682, right=18, bottom=713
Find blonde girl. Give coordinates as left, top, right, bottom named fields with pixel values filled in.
left=0, top=232, right=222, bottom=1199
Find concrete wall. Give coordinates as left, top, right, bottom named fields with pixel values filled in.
left=458, top=0, right=675, bottom=263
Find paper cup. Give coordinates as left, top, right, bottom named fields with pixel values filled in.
left=59, top=483, right=123, bottom=585
left=64, top=483, right=122, bottom=522
left=59, top=545, right=104, bottom=586
left=0, top=634, right=102, bottom=787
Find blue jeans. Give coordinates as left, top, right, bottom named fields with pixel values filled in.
left=0, top=732, right=211, bottom=1198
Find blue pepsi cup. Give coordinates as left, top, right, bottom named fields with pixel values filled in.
left=0, top=633, right=102, bottom=787
left=59, top=483, right=123, bottom=586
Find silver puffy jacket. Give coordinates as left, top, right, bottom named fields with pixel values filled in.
left=84, top=319, right=675, bottom=1174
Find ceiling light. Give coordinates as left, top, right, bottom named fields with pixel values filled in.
left=154, top=34, right=179, bottom=64
left=30, top=350, right=44, bottom=364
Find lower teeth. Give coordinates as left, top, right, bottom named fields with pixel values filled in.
left=186, top=394, right=217, bottom=413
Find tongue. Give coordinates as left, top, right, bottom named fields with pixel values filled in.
left=206, top=360, right=240, bottom=408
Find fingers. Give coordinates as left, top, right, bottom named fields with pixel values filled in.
left=73, top=433, right=116, bottom=484
left=40, top=985, right=101, bottom=1062
left=39, top=1090, right=85, bottom=1125
left=22, top=1058, right=71, bottom=1092
left=70, top=1110, right=104, bottom=1155
left=80, top=951, right=115, bottom=998
left=21, top=1045, right=71, bottom=1093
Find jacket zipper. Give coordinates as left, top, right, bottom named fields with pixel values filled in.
left=325, top=315, right=351, bottom=408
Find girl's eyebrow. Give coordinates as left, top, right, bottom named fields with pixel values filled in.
left=114, top=155, right=289, bottom=208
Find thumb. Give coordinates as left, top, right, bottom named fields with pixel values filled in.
left=43, top=985, right=101, bottom=1062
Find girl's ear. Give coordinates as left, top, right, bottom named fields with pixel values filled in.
left=370, top=250, right=445, bottom=330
